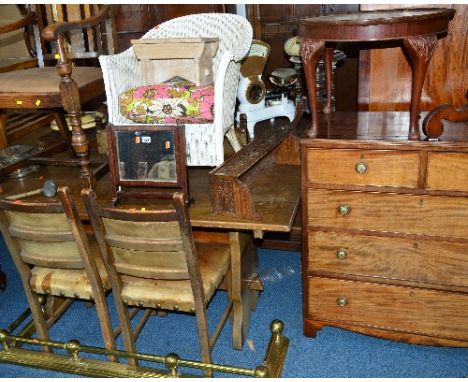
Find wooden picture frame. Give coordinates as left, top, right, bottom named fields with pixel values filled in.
left=107, top=124, right=189, bottom=204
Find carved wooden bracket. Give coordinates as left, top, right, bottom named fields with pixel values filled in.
left=422, top=101, right=468, bottom=140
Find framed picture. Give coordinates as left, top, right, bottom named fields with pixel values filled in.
left=107, top=124, right=189, bottom=204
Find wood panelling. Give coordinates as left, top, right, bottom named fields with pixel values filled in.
left=358, top=4, right=467, bottom=111
left=246, top=4, right=359, bottom=112
left=113, top=5, right=227, bottom=51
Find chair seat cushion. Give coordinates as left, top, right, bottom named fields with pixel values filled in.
left=0, top=66, right=102, bottom=93
left=29, top=239, right=110, bottom=300
left=120, top=241, right=230, bottom=312
left=119, top=81, right=214, bottom=124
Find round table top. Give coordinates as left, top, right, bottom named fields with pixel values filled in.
left=299, top=8, right=455, bottom=41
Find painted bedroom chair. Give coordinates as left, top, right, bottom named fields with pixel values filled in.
left=99, top=13, right=253, bottom=166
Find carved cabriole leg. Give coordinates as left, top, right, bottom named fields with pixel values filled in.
left=56, top=34, right=95, bottom=189
left=403, top=34, right=438, bottom=141
left=323, top=47, right=334, bottom=114
left=300, top=38, right=325, bottom=138
left=0, top=110, right=8, bottom=149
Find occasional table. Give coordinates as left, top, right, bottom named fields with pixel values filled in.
left=299, top=8, right=456, bottom=140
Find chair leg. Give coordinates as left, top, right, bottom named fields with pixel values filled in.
left=194, top=305, right=213, bottom=377
left=114, top=297, right=138, bottom=366
left=27, top=291, right=51, bottom=352
left=93, top=293, right=117, bottom=362
left=52, top=109, right=72, bottom=143
left=0, top=110, right=8, bottom=149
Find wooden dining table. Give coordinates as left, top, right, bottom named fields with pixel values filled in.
left=0, top=154, right=301, bottom=350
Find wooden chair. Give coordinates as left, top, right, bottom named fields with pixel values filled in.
left=0, top=186, right=115, bottom=357
left=0, top=5, right=117, bottom=188
left=83, top=189, right=233, bottom=373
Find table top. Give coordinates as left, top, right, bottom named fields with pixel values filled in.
left=295, top=111, right=468, bottom=149
left=299, top=8, right=455, bottom=42
left=0, top=163, right=301, bottom=233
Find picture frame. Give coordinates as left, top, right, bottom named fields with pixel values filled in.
left=107, top=124, right=189, bottom=204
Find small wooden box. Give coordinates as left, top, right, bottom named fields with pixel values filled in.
left=131, top=38, right=219, bottom=86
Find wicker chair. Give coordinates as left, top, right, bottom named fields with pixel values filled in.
left=99, top=13, right=252, bottom=167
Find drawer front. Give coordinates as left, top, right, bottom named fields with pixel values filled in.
left=306, top=148, right=420, bottom=188
left=307, top=189, right=468, bottom=239
left=427, top=152, right=468, bottom=192
left=307, top=277, right=468, bottom=341
left=308, top=230, right=468, bottom=288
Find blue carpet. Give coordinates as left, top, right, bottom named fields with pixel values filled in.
left=0, top=235, right=467, bottom=378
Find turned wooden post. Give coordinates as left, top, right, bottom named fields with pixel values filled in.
left=56, top=34, right=95, bottom=189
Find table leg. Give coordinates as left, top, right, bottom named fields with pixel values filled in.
left=300, top=38, right=325, bottom=138
left=229, top=231, right=262, bottom=350
left=323, top=47, right=334, bottom=114
left=403, top=34, right=438, bottom=141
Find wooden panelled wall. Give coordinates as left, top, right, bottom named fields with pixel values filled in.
left=246, top=4, right=360, bottom=112
left=113, top=5, right=227, bottom=51
left=111, top=5, right=465, bottom=112
left=246, top=4, right=466, bottom=113
left=358, top=4, right=467, bottom=111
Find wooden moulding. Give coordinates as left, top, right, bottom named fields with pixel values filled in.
left=210, top=104, right=303, bottom=221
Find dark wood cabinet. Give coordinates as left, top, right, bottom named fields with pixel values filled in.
left=113, top=5, right=227, bottom=51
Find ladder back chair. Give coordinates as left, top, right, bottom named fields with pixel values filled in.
left=0, top=186, right=115, bottom=357
left=83, top=189, right=233, bottom=372
left=0, top=4, right=117, bottom=188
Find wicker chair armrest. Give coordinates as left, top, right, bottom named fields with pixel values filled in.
left=99, top=49, right=141, bottom=124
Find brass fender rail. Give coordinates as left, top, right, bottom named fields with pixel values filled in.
left=0, top=320, right=289, bottom=378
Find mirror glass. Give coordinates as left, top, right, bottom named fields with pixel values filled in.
left=115, top=130, right=177, bottom=182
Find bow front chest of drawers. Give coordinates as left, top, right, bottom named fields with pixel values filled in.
left=299, top=112, right=468, bottom=346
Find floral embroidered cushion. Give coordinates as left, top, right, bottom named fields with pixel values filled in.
left=119, top=81, right=214, bottom=124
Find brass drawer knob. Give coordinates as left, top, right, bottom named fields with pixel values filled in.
left=355, top=161, right=368, bottom=174
left=336, top=296, right=348, bottom=307
left=338, top=204, right=351, bottom=216
left=336, top=248, right=348, bottom=259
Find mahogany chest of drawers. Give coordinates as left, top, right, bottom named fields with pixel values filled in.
left=299, top=112, right=468, bottom=346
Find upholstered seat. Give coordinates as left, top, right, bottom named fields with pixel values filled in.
left=120, top=242, right=230, bottom=311
left=0, top=67, right=102, bottom=94
left=29, top=238, right=110, bottom=300
left=119, top=81, right=215, bottom=124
